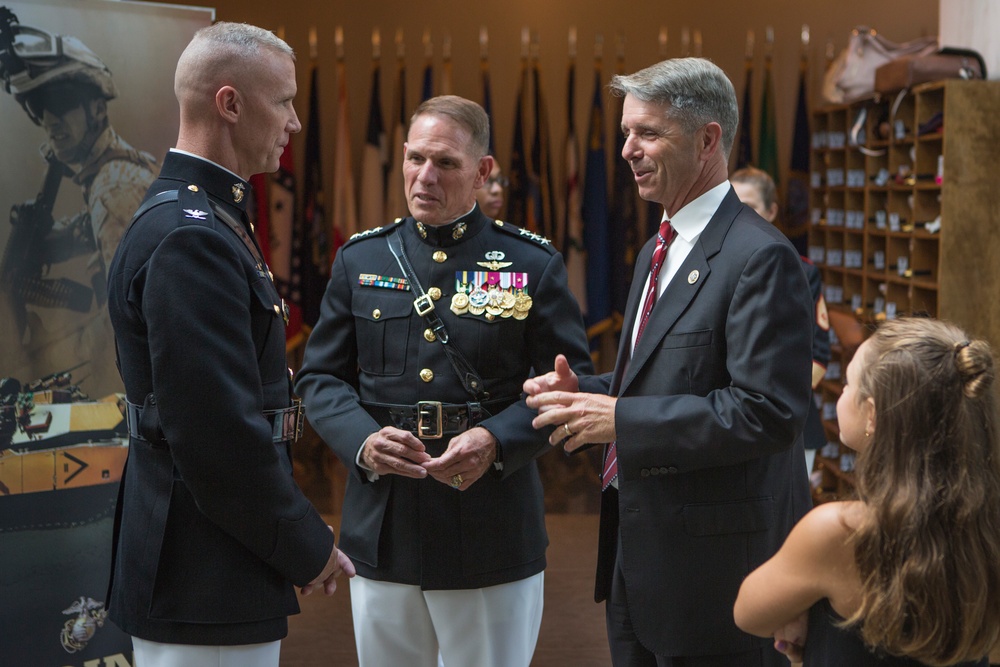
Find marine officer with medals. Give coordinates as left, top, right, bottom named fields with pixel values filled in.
left=295, top=95, right=592, bottom=667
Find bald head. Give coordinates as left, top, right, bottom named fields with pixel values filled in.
left=175, top=22, right=293, bottom=120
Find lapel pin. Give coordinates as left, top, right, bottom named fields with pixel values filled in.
left=687, top=270, right=700, bottom=285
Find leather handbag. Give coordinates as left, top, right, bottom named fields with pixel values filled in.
left=822, top=26, right=938, bottom=104
left=874, top=47, right=986, bottom=94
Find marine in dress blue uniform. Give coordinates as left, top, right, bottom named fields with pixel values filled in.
left=295, top=95, right=592, bottom=667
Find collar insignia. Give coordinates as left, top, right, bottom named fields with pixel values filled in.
left=231, top=182, right=246, bottom=204
left=183, top=209, right=208, bottom=220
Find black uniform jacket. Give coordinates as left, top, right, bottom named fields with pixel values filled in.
left=295, top=206, right=593, bottom=590
left=106, top=151, right=334, bottom=645
left=583, top=189, right=814, bottom=657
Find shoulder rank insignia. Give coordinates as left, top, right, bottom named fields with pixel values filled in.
left=350, top=226, right=383, bottom=241
left=477, top=250, right=513, bottom=270
left=183, top=208, right=208, bottom=220
left=518, top=228, right=551, bottom=246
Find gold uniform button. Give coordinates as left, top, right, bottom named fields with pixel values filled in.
left=187, top=184, right=199, bottom=192
left=273, top=304, right=281, bottom=315
left=428, top=287, right=442, bottom=301
left=372, top=309, right=382, bottom=320
left=420, top=369, right=434, bottom=382
left=433, top=251, right=447, bottom=263
left=424, top=328, right=436, bottom=342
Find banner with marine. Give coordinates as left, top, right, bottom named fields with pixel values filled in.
left=0, top=1, right=211, bottom=664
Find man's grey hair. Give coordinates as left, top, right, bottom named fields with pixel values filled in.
left=609, top=58, right=739, bottom=159
left=411, top=95, right=490, bottom=158
left=191, top=22, right=294, bottom=60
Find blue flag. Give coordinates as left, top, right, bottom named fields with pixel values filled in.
left=582, top=65, right=611, bottom=337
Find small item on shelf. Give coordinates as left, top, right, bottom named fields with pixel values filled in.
left=885, top=302, right=897, bottom=320
left=896, top=256, right=909, bottom=276
left=917, top=111, right=944, bottom=136
left=894, top=119, right=908, bottom=140
left=840, top=452, right=856, bottom=472
left=924, top=215, right=942, bottom=234
left=871, top=167, right=890, bottom=186
left=903, top=268, right=933, bottom=278
left=936, top=154, right=944, bottom=185
left=821, top=442, right=840, bottom=459
left=827, top=361, right=841, bottom=381
left=894, top=164, right=912, bottom=184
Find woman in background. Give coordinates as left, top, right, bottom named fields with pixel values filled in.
left=734, top=317, right=1000, bottom=666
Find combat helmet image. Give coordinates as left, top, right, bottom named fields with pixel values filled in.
left=0, top=7, right=117, bottom=124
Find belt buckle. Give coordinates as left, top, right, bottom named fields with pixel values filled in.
left=413, top=294, right=435, bottom=317
left=416, top=401, right=443, bottom=439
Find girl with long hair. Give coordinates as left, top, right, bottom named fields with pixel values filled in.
left=734, top=317, right=1000, bottom=666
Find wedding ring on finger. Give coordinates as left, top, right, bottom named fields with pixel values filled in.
left=562, top=423, right=574, bottom=439
left=451, top=474, right=463, bottom=488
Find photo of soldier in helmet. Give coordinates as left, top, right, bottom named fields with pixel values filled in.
left=0, top=5, right=157, bottom=396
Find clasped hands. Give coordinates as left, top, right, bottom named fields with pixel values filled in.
left=361, top=425, right=496, bottom=491
left=523, top=354, right=617, bottom=451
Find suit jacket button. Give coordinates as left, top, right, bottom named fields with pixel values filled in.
left=640, top=468, right=649, bottom=477
left=666, top=466, right=678, bottom=474
left=649, top=467, right=659, bottom=475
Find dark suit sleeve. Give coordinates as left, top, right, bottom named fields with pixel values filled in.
left=479, top=251, right=594, bottom=475
left=144, top=224, right=333, bottom=587
left=615, top=239, right=813, bottom=474
left=806, top=262, right=830, bottom=369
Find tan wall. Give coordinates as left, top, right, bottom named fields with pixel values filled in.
left=153, top=0, right=938, bottom=223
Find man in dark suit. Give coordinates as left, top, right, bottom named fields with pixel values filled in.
left=294, top=95, right=592, bottom=667
left=106, top=22, right=353, bottom=667
left=525, top=58, right=814, bottom=666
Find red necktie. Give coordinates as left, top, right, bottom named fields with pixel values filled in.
left=602, top=219, right=676, bottom=491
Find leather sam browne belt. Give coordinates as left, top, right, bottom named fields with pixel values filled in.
left=125, top=397, right=304, bottom=445
left=361, top=396, right=518, bottom=440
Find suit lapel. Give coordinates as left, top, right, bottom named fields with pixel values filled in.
left=617, top=187, right=743, bottom=395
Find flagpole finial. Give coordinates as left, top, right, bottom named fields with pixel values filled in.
left=568, top=26, right=577, bottom=60
left=745, top=29, right=754, bottom=60
left=443, top=32, right=451, bottom=60
left=372, top=28, right=381, bottom=61
left=800, top=24, right=810, bottom=58
left=521, top=26, right=530, bottom=60
left=765, top=26, right=774, bottom=61
left=309, top=26, right=318, bottom=61
left=479, top=26, right=488, bottom=60
left=680, top=26, right=690, bottom=57
left=423, top=29, right=432, bottom=59
left=693, top=29, right=703, bottom=58
left=659, top=26, right=668, bottom=58
left=594, top=33, right=603, bottom=61
left=335, top=26, right=344, bottom=62
left=530, top=29, right=540, bottom=61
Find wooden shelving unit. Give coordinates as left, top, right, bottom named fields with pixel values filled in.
left=806, top=79, right=1000, bottom=501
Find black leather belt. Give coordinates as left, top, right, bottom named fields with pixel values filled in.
left=361, top=396, right=518, bottom=439
left=125, top=398, right=303, bottom=445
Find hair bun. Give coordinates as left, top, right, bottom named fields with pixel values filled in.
left=955, top=339, right=995, bottom=398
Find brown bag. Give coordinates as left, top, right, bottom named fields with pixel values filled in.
left=822, top=26, right=937, bottom=104
left=874, top=48, right=986, bottom=94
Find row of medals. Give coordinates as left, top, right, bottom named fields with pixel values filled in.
left=450, top=286, right=533, bottom=320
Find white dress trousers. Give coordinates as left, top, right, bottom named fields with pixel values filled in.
left=131, top=637, right=281, bottom=667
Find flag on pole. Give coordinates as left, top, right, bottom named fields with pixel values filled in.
left=506, top=50, right=531, bottom=231
left=582, top=60, right=611, bottom=336
left=785, top=37, right=811, bottom=253
left=479, top=29, right=496, bottom=155
left=758, top=35, right=779, bottom=186
left=421, top=31, right=433, bottom=102
left=734, top=39, right=754, bottom=170
left=298, top=60, right=331, bottom=329
left=610, top=45, right=638, bottom=319
left=385, top=34, right=408, bottom=221
left=562, top=46, right=586, bottom=310
left=359, top=50, right=386, bottom=232
left=333, top=46, right=359, bottom=241
left=530, top=54, right=556, bottom=240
